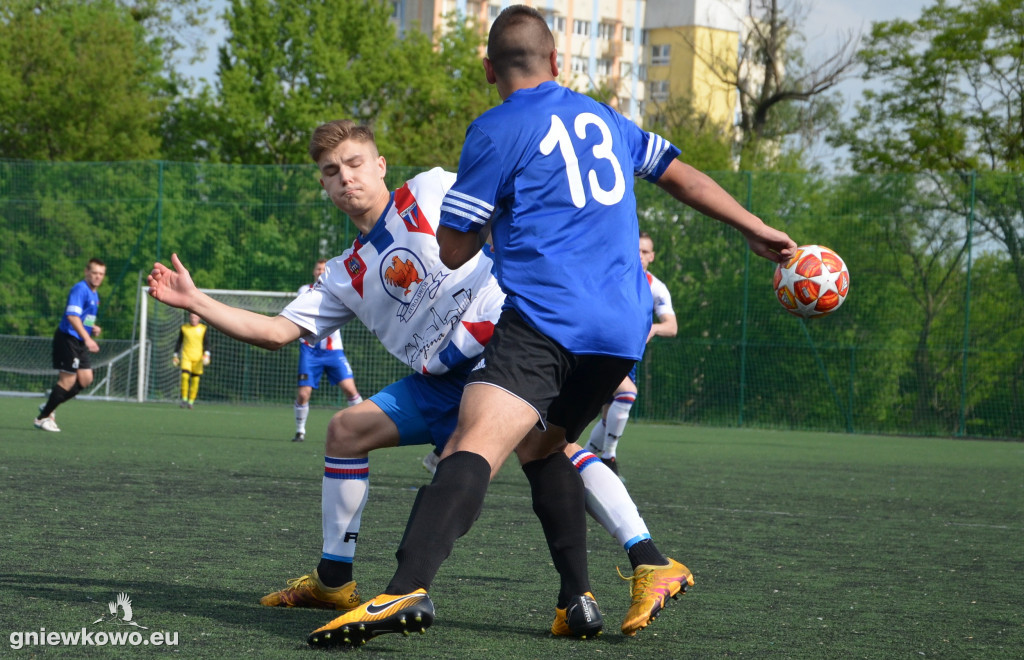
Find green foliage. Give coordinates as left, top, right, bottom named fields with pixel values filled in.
left=200, top=0, right=497, bottom=167
left=0, top=0, right=165, bottom=160
left=204, top=0, right=401, bottom=164
left=831, top=0, right=1024, bottom=173
left=829, top=0, right=1024, bottom=341
left=645, top=96, right=735, bottom=172
left=373, top=14, right=498, bottom=168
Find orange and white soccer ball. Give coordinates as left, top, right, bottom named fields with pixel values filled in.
left=773, top=245, right=850, bottom=318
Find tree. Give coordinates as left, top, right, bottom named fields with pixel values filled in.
left=203, top=1, right=495, bottom=167
left=829, top=0, right=1024, bottom=297
left=644, top=95, right=735, bottom=172
left=373, top=15, right=497, bottom=168
left=116, top=0, right=216, bottom=70
left=678, top=0, right=858, bottom=168
left=0, top=0, right=165, bottom=161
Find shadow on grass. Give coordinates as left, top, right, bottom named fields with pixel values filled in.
left=0, top=572, right=535, bottom=643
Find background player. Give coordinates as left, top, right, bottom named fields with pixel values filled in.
left=293, top=259, right=362, bottom=442
left=34, top=258, right=106, bottom=432
left=173, top=312, right=210, bottom=409
left=585, top=231, right=677, bottom=474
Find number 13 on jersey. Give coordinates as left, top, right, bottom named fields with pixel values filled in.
left=539, top=113, right=626, bottom=208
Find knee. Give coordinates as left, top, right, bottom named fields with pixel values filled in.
left=77, top=371, right=94, bottom=388
left=325, top=409, right=359, bottom=455
left=612, top=389, right=637, bottom=407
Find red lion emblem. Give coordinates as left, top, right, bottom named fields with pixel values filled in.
left=384, top=256, right=423, bottom=295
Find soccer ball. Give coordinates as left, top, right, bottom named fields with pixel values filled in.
left=773, top=245, right=850, bottom=318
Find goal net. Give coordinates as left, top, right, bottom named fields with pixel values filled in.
left=138, top=288, right=409, bottom=406
left=0, top=334, right=140, bottom=400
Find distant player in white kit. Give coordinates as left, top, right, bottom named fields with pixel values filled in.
left=292, top=259, right=362, bottom=442
left=585, top=231, right=677, bottom=474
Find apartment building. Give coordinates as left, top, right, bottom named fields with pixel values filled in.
left=644, top=0, right=743, bottom=128
left=390, top=0, right=743, bottom=127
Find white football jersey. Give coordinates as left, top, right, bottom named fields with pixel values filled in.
left=646, top=271, right=674, bottom=319
left=281, top=168, right=504, bottom=375
left=297, top=283, right=344, bottom=351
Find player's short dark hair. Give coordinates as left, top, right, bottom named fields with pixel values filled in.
left=487, top=5, right=555, bottom=80
left=639, top=231, right=652, bottom=241
left=309, top=120, right=377, bottom=163
left=87, top=258, right=105, bottom=269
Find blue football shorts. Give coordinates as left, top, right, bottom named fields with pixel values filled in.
left=297, top=345, right=355, bottom=389
left=369, top=362, right=473, bottom=451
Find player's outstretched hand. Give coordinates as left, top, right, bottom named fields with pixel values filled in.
left=148, top=253, right=198, bottom=310
left=745, top=225, right=797, bottom=264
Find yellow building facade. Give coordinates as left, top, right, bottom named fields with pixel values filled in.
left=643, top=0, right=742, bottom=128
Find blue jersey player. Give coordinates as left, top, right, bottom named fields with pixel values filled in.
left=149, top=120, right=684, bottom=648
left=312, top=4, right=797, bottom=649
left=34, top=258, right=106, bottom=432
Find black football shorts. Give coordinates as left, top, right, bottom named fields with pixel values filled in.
left=466, top=308, right=634, bottom=442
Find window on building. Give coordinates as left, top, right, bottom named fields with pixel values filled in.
left=649, top=80, right=669, bottom=100
left=596, top=58, right=612, bottom=76
left=618, top=97, right=631, bottom=115
left=651, top=44, right=670, bottom=66
left=640, top=29, right=648, bottom=45
left=573, top=19, right=590, bottom=36
left=638, top=64, right=647, bottom=80
left=489, top=4, right=500, bottom=20
left=571, top=56, right=588, bottom=74
left=556, top=53, right=564, bottom=70
left=597, top=22, right=615, bottom=40
left=623, top=26, right=633, bottom=42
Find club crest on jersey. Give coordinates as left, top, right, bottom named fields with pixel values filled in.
left=345, top=254, right=364, bottom=276
left=394, top=183, right=435, bottom=236
left=379, top=247, right=447, bottom=322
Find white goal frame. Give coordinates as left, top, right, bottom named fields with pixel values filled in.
left=137, top=287, right=296, bottom=402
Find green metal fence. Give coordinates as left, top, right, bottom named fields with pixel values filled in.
left=2, top=161, right=1021, bottom=438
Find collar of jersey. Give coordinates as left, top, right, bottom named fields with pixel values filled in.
left=355, top=191, right=396, bottom=253
left=507, top=80, right=559, bottom=102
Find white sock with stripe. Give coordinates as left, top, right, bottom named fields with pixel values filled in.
left=294, top=401, right=310, bottom=434
left=321, top=456, right=369, bottom=563
left=584, top=418, right=606, bottom=454
left=570, top=449, right=650, bottom=548
left=602, top=393, right=635, bottom=459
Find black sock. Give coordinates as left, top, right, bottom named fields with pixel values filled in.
left=39, top=384, right=74, bottom=419
left=387, top=451, right=491, bottom=594
left=316, top=558, right=353, bottom=587
left=523, top=452, right=590, bottom=608
left=626, top=538, right=668, bottom=570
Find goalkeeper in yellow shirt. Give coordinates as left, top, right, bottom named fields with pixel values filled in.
left=173, top=312, right=210, bottom=408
